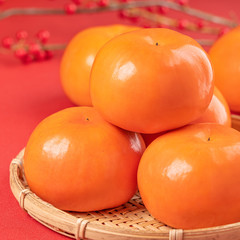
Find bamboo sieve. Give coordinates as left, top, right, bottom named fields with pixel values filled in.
left=232, top=114, right=240, bottom=131
left=9, top=114, right=240, bottom=240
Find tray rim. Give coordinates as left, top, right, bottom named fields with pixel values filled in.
left=231, top=113, right=240, bottom=120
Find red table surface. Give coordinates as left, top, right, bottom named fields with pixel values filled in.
left=1, top=0, right=240, bottom=239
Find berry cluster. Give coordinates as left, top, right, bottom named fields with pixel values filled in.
left=64, top=0, right=111, bottom=14
left=1, top=30, right=53, bottom=63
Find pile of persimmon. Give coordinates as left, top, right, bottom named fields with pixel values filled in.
left=24, top=26, right=240, bottom=231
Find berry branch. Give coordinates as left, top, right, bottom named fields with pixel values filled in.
left=196, top=39, right=214, bottom=46
left=124, top=8, right=224, bottom=35
left=0, top=30, right=64, bottom=63
left=0, top=0, right=237, bottom=27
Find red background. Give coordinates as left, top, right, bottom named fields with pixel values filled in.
left=1, top=0, right=240, bottom=239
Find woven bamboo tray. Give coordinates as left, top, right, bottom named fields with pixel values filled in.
left=9, top=114, right=240, bottom=240
left=232, top=113, right=240, bottom=131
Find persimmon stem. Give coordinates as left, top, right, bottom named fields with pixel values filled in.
left=0, top=1, right=237, bottom=27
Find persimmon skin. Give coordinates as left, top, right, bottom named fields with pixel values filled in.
left=60, top=24, right=138, bottom=106
left=192, top=87, right=231, bottom=127
left=138, top=123, right=240, bottom=229
left=142, top=87, right=231, bottom=146
left=24, top=107, right=145, bottom=212
left=209, top=26, right=240, bottom=113
left=91, top=28, right=214, bottom=133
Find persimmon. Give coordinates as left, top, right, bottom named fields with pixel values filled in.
left=209, top=26, right=240, bottom=113
left=90, top=28, right=214, bottom=133
left=138, top=123, right=240, bottom=229
left=23, top=107, right=145, bottom=211
left=142, top=87, right=231, bottom=146
left=192, top=87, right=231, bottom=126
left=60, top=24, right=138, bottom=106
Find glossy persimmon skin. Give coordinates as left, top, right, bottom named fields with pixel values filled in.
left=24, top=107, right=145, bottom=212
left=60, top=25, right=138, bottom=106
left=142, top=87, right=231, bottom=146
left=91, top=28, right=214, bottom=133
left=209, top=26, right=240, bottom=113
left=192, top=87, right=231, bottom=126
left=138, top=123, right=240, bottom=229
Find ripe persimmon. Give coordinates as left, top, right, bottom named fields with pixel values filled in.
left=91, top=28, right=214, bottom=133
left=209, top=26, right=240, bottom=113
left=138, top=123, right=240, bottom=229
left=23, top=107, right=145, bottom=211
left=142, top=87, right=231, bottom=146
left=192, top=87, right=231, bottom=126
left=60, top=24, right=138, bottom=106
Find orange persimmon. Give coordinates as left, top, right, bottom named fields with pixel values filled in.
left=90, top=28, right=214, bottom=133
left=142, top=87, right=231, bottom=146
left=192, top=87, right=231, bottom=126
left=138, top=123, right=240, bottom=229
left=23, top=107, right=145, bottom=211
left=209, top=26, right=240, bottom=113
left=60, top=24, right=138, bottom=106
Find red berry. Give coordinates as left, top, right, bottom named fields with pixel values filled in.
left=29, top=43, right=41, bottom=55
left=129, top=15, right=140, bottom=23
left=157, top=6, right=168, bottom=14
left=45, top=50, right=53, bottom=60
left=16, top=31, right=28, bottom=40
left=146, top=6, right=155, bottom=13
left=64, top=3, right=77, bottom=14
left=21, top=54, right=33, bottom=64
left=118, top=10, right=128, bottom=18
left=37, top=30, right=50, bottom=43
left=0, top=0, right=6, bottom=5
left=2, top=37, right=14, bottom=49
left=218, top=27, right=229, bottom=37
left=72, top=0, right=82, bottom=5
left=98, top=0, right=109, bottom=7
left=35, top=50, right=46, bottom=61
left=15, top=48, right=27, bottom=59
left=118, top=0, right=130, bottom=2
left=197, top=20, right=204, bottom=29
left=178, top=0, right=188, bottom=6
left=178, top=19, right=188, bottom=30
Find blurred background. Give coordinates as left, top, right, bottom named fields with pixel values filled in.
left=1, top=0, right=240, bottom=239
